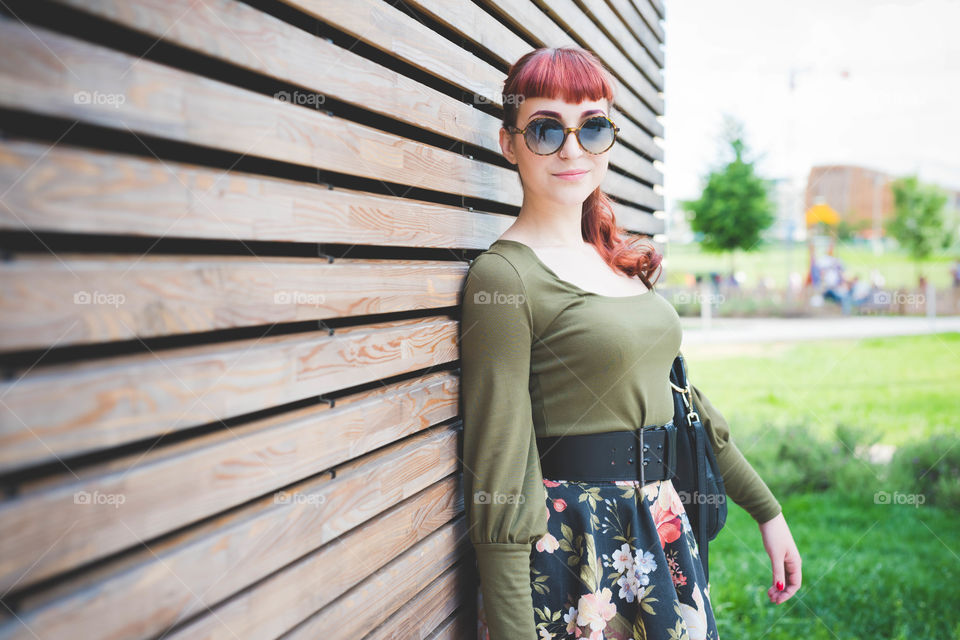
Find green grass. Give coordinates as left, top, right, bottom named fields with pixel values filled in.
left=662, top=241, right=960, bottom=290
left=682, top=332, right=960, bottom=445
left=712, top=491, right=960, bottom=640
left=680, top=333, right=960, bottom=638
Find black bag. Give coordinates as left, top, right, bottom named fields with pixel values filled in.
left=669, top=353, right=728, bottom=584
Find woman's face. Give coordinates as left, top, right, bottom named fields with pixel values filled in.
left=500, top=96, right=612, bottom=209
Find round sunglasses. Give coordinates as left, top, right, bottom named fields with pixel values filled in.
left=506, top=114, right=620, bottom=155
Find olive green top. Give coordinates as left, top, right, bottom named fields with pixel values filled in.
left=459, top=238, right=782, bottom=640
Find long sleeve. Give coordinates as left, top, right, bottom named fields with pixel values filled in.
left=459, top=252, right=549, bottom=640
left=681, top=353, right=783, bottom=524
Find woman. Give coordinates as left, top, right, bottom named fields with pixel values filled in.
left=460, top=47, right=802, bottom=640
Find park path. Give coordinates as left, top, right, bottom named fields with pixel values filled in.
left=679, top=315, right=960, bottom=345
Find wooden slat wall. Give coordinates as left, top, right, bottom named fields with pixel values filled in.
left=0, top=0, right=666, bottom=637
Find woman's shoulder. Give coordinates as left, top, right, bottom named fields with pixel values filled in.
left=466, top=241, right=532, bottom=287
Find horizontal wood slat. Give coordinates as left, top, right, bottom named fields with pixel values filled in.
left=0, top=18, right=522, bottom=207
left=44, top=0, right=663, bottom=214
left=2, top=425, right=461, bottom=638
left=51, top=0, right=503, bottom=156
left=0, top=141, right=515, bottom=248
left=0, top=315, right=459, bottom=472
left=285, top=530, right=473, bottom=639
left=165, top=490, right=467, bottom=639
left=608, top=0, right=665, bottom=67
left=355, top=562, right=475, bottom=640
left=530, top=0, right=663, bottom=116
left=578, top=0, right=664, bottom=91
left=0, top=253, right=466, bottom=351
left=0, top=373, right=457, bottom=593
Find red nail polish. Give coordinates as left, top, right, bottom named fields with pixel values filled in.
left=776, top=581, right=784, bottom=591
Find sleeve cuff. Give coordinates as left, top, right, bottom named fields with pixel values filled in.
left=473, top=542, right=537, bottom=640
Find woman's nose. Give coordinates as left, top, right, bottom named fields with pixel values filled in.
left=558, top=129, right=584, bottom=158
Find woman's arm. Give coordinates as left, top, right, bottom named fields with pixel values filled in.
left=460, top=252, right=549, bottom=640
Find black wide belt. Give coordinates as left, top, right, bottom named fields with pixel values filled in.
left=536, top=420, right=677, bottom=484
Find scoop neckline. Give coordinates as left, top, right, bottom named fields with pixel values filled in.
left=492, top=238, right=654, bottom=300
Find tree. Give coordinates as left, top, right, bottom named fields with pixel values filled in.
left=886, top=174, right=949, bottom=280
left=678, top=116, right=776, bottom=273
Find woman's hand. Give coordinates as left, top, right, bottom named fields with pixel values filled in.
left=758, top=511, right=802, bottom=604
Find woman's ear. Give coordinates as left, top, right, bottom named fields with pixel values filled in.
left=499, top=127, right=517, bottom=166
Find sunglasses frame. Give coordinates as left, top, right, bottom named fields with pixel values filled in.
left=506, top=114, right=621, bottom=156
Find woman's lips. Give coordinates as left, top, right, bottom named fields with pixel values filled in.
left=552, top=170, right=588, bottom=181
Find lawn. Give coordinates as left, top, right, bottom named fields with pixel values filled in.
left=679, top=332, right=960, bottom=639
left=662, top=241, right=960, bottom=290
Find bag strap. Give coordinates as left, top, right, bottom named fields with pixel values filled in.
left=669, top=354, right=700, bottom=429
left=669, top=353, right=711, bottom=583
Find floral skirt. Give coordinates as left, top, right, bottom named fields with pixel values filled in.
left=478, top=476, right=719, bottom=640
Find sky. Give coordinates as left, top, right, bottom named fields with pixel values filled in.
left=659, top=0, right=960, bottom=214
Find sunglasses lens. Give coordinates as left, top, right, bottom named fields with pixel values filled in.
left=579, top=116, right=616, bottom=153
left=524, top=118, right=566, bottom=154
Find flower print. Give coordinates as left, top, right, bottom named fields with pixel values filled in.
left=552, top=497, right=568, bottom=512
left=536, top=531, right=560, bottom=553
left=641, top=481, right=660, bottom=502
left=679, top=583, right=709, bottom=640
left=634, top=549, right=657, bottom=575
left=611, top=543, right=633, bottom=573
left=616, top=570, right=641, bottom=602
left=537, top=624, right=555, bottom=639
left=544, top=479, right=562, bottom=488
left=651, top=497, right=683, bottom=548
left=665, top=481, right=686, bottom=516
left=666, top=551, right=688, bottom=588
left=563, top=606, right=579, bottom=636
left=576, top=587, right=617, bottom=634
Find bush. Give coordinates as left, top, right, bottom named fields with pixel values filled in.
left=742, top=420, right=884, bottom=498
left=886, top=432, right=960, bottom=509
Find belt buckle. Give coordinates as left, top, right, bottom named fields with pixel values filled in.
left=663, top=419, right=677, bottom=479
left=634, top=427, right=648, bottom=486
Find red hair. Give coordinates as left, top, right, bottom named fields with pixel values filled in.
left=501, top=46, right=663, bottom=289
